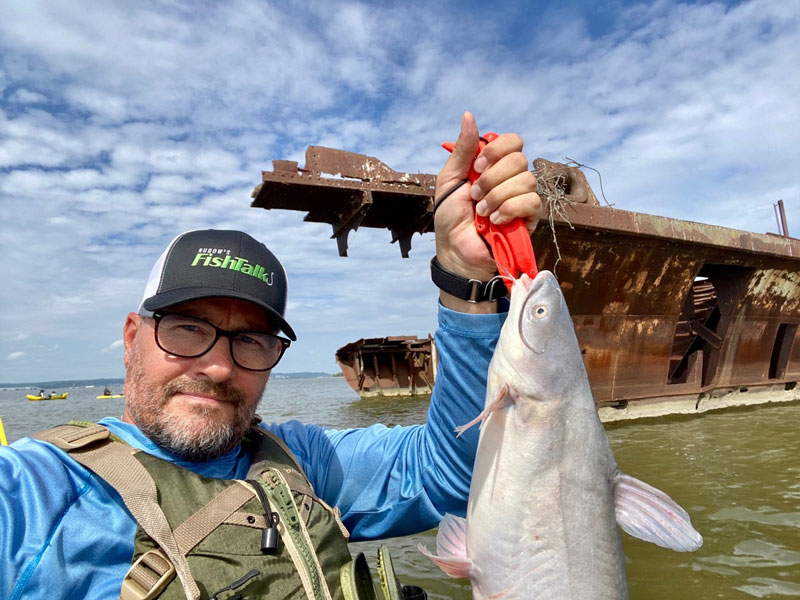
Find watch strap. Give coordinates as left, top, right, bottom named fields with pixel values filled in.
left=430, top=256, right=506, bottom=302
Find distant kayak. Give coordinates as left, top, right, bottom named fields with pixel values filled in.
left=27, top=393, right=69, bottom=401
left=96, top=394, right=125, bottom=399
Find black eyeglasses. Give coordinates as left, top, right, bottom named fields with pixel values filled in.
left=148, top=311, right=291, bottom=372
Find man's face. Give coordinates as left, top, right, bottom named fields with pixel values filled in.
left=122, top=297, right=274, bottom=461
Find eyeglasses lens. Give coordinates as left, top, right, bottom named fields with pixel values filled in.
left=156, top=314, right=284, bottom=370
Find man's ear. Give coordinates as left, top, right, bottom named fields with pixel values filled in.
left=123, top=313, right=141, bottom=368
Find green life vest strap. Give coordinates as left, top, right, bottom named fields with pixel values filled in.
left=247, top=424, right=306, bottom=477
left=376, top=545, right=403, bottom=600
left=34, top=424, right=201, bottom=600
left=341, top=553, right=377, bottom=600
left=340, top=546, right=407, bottom=600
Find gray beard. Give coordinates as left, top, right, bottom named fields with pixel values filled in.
left=136, top=405, right=240, bottom=462
left=125, top=349, right=257, bottom=462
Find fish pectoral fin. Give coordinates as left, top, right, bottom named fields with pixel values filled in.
left=418, top=544, right=473, bottom=579
left=418, top=513, right=473, bottom=579
left=455, top=383, right=511, bottom=437
left=613, top=472, right=704, bottom=552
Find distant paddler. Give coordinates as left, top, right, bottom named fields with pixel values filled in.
left=26, top=391, right=68, bottom=401
left=96, top=386, right=124, bottom=399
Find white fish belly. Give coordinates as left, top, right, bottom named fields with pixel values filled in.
left=466, top=404, right=628, bottom=600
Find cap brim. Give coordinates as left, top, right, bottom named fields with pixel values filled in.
left=142, top=288, right=297, bottom=341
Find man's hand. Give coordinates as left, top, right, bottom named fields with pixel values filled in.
left=434, top=111, right=541, bottom=312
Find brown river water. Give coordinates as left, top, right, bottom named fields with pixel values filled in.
left=1, top=378, right=798, bottom=598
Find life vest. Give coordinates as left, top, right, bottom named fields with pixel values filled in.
left=34, top=421, right=427, bottom=600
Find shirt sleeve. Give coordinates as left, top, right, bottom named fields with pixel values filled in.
left=0, top=438, right=135, bottom=599
left=265, top=303, right=506, bottom=541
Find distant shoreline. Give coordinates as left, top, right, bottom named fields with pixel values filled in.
left=1, top=372, right=336, bottom=390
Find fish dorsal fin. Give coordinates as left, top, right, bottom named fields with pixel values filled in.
left=418, top=513, right=474, bottom=579
left=614, top=472, right=703, bottom=552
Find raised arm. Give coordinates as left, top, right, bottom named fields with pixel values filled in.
left=268, top=113, right=541, bottom=540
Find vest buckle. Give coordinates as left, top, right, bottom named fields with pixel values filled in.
left=120, top=548, right=176, bottom=600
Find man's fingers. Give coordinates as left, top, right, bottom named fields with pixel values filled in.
left=471, top=152, right=530, bottom=203
left=474, top=132, right=524, bottom=174
left=488, top=192, right=542, bottom=231
left=473, top=162, right=540, bottom=229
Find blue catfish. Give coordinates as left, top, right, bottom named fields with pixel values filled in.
left=421, top=271, right=702, bottom=599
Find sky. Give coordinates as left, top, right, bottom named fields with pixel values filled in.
left=0, top=0, right=798, bottom=383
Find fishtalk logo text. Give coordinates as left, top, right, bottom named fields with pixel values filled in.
left=191, top=252, right=274, bottom=285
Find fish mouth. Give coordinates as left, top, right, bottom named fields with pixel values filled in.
left=516, top=270, right=559, bottom=293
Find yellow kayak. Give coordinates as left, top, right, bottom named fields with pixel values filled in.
left=0, top=416, right=7, bottom=446
left=96, top=394, right=125, bottom=399
left=27, top=392, right=69, bottom=401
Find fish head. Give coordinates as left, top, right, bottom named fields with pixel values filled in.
left=512, top=271, right=565, bottom=354
left=497, top=270, right=586, bottom=400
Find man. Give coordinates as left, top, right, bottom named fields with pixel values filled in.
left=0, top=112, right=540, bottom=599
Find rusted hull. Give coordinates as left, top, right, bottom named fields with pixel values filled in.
left=253, top=147, right=800, bottom=412
left=335, top=336, right=436, bottom=398
left=532, top=214, right=800, bottom=407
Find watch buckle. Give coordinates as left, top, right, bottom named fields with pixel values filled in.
left=467, top=279, right=482, bottom=303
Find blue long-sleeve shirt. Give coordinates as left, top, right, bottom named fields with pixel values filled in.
left=0, top=304, right=505, bottom=599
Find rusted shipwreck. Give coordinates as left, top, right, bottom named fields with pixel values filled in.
left=251, top=147, right=800, bottom=420
left=334, top=335, right=437, bottom=399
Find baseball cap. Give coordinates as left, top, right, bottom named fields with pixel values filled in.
left=138, top=229, right=296, bottom=341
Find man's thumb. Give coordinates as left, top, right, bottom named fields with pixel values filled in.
left=442, top=111, right=480, bottom=181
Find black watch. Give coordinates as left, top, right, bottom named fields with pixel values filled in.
left=430, top=256, right=506, bottom=302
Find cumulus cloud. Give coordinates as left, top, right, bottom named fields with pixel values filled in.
left=7, top=352, right=24, bottom=361
left=8, top=88, right=48, bottom=104
left=0, top=0, right=798, bottom=381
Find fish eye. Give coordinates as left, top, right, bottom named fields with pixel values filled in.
left=532, top=305, right=548, bottom=319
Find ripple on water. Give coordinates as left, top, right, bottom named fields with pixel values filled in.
left=699, top=538, right=800, bottom=569
left=735, top=577, right=800, bottom=598
left=710, top=506, right=800, bottom=529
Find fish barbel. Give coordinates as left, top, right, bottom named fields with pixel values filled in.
left=421, top=270, right=702, bottom=599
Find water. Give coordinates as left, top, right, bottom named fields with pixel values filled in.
left=1, top=380, right=798, bottom=598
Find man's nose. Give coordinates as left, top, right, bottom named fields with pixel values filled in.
left=194, top=337, right=236, bottom=381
